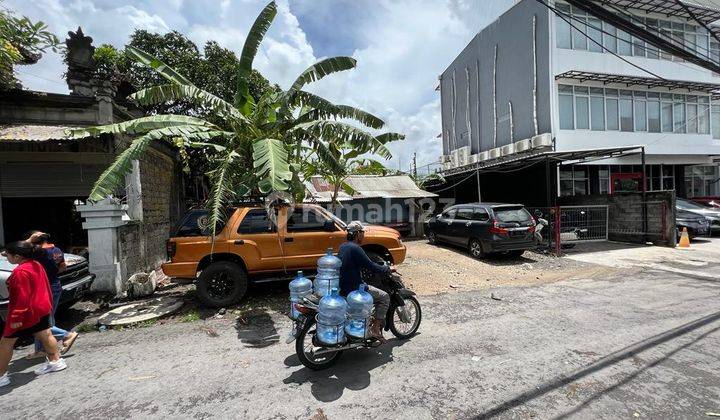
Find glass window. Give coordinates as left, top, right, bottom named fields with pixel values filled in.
left=618, top=30, right=632, bottom=55
left=494, top=207, right=533, bottom=223
left=673, top=102, right=685, bottom=133
left=605, top=88, right=618, bottom=97
left=603, top=21, right=617, bottom=53
left=238, top=209, right=275, bottom=234
left=472, top=208, right=490, bottom=222
left=572, top=17, right=588, bottom=50
left=576, top=96, right=590, bottom=129
left=574, top=86, right=588, bottom=94
left=662, top=102, right=673, bottom=132
left=633, top=36, right=645, bottom=57
left=620, top=98, right=633, bottom=131
left=287, top=208, right=327, bottom=232
left=699, top=104, right=710, bottom=134
left=606, top=98, right=619, bottom=130
left=648, top=101, right=660, bottom=132
left=687, top=103, right=698, bottom=134
left=455, top=208, right=473, bottom=220
left=588, top=18, right=603, bottom=52
left=712, top=105, right=720, bottom=139
left=556, top=7, right=572, bottom=49
left=559, top=93, right=574, bottom=129
left=591, top=96, right=605, bottom=130
left=599, top=167, right=610, bottom=194
left=175, top=209, right=222, bottom=237
left=634, top=100, right=647, bottom=131
left=558, top=84, right=574, bottom=94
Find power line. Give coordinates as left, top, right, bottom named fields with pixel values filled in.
left=537, top=0, right=668, bottom=81
left=15, top=69, right=66, bottom=87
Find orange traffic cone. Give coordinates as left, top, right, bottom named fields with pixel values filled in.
left=678, top=227, right=691, bottom=248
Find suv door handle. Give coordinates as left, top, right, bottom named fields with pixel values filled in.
left=234, top=240, right=245, bottom=245
left=284, top=237, right=294, bottom=242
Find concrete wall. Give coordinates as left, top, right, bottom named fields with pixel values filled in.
left=440, top=0, right=552, bottom=155
left=559, top=191, right=676, bottom=247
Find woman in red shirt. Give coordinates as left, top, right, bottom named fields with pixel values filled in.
left=0, top=241, right=67, bottom=388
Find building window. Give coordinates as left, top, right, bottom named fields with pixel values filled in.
left=560, top=166, right=589, bottom=196
left=556, top=3, right=572, bottom=49
left=554, top=2, right=711, bottom=63
left=599, top=167, right=610, bottom=194
left=662, top=165, right=675, bottom=190
left=559, top=85, right=574, bottom=129
left=557, top=84, right=713, bottom=136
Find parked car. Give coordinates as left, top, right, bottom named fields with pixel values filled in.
left=1, top=253, right=95, bottom=320
left=424, top=203, right=536, bottom=258
left=677, top=198, right=720, bottom=234
left=676, top=210, right=710, bottom=240
left=162, top=204, right=406, bottom=308
left=690, top=196, right=720, bottom=209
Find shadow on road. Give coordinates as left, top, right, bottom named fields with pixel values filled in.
left=0, top=354, right=76, bottom=396
left=235, top=311, right=279, bottom=348
left=282, top=337, right=411, bottom=402
left=476, top=310, right=720, bottom=419
left=430, top=242, right=537, bottom=266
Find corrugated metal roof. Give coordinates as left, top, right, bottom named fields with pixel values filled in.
left=306, top=175, right=437, bottom=202
left=0, top=124, right=75, bottom=142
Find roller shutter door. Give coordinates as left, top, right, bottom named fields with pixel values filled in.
left=0, top=162, right=106, bottom=197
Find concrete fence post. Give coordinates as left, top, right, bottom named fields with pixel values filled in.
left=76, top=198, right=128, bottom=294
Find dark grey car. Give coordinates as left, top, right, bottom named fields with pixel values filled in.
left=424, top=203, right=536, bottom=258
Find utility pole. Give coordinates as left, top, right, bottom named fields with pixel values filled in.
left=412, top=152, right=417, bottom=180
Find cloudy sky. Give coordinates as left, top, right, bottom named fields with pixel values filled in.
left=8, top=0, right=513, bottom=172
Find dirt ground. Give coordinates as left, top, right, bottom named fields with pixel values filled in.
left=400, top=239, right=620, bottom=295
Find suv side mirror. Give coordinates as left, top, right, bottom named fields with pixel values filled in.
left=323, top=219, right=336, bottom=231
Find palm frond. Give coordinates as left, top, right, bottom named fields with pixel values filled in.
left=66, top=115, right=215, bottom=138
left=252, top=138, right=292, bottom=193
left=205, top=151, right=236, bottom=244
left=294, top=91, right=385, bottom=129
left=88, top=125, right=228, bottom=201
left=236, top=1, right=278, bottom=109
left=129, top=84, right=244, bottom=121
left=292, top=120, right=394, bottom=159
left=307, top=137, right=344, bottom=174
left=289, top=57, right=356, bottom=92
left=126, top=46, right=193, bottom=86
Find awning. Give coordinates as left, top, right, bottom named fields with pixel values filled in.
left=556, top=70, right=720, bottom=95
left=0, top=124, right=75, bottom=142
left=442, top=146, right=645, bottom=177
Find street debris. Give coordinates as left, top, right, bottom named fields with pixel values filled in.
left=127, top=272, right=157, bottom=299
left=98, top=296, right=183, bottom=326
left=200, top=326, right=219, bottom=337
left=706, top=412, right=720, bottom=417
left=310, top=408, right=328, bottom=420
left=128, top=375, right=156, bottom=381
left=491, top=293, right=502, bottom=301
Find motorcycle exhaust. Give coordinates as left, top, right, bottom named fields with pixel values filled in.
left=312, top=342, right=365, bottom=356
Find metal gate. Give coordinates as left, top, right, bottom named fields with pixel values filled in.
left=529, top=205, right=609, bottom=255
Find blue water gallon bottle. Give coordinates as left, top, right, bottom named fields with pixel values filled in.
left=316, top=288, right=347, bottom=345
left=314, top=248, right=341, bottom=297
left=345, top=283, right=374, bottom=338
left=288, top=271, right=312, bottom=319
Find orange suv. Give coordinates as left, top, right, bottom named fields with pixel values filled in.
left=162, top=204, right=406, bottom=307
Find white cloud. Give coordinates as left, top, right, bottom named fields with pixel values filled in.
left=7, top=0, right=513, bottom=170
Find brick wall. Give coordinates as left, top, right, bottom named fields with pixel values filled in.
left=115, top=141, right=183, bottom=286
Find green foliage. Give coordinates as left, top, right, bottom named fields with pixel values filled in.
left=93, top=44, right=121, bottom=80
left=0, top=1, right=60, bottom=89
left=70, top=1, right=404, bottom=233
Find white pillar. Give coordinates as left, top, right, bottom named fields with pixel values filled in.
left=76, top=198, right=128, bottom=294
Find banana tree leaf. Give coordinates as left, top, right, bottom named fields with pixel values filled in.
left=289, top=57, right=356, bottom=92
left=252, top=138, right=292, bottom=193
left=129, top=84, right=244, bottom=121
left=126, top=46, right=193, bottom=86
left=236, top=1, right=277, bottom=110
left=294, top=91, right=385, bottom=129
left=66, top=115, right=216, bottom=138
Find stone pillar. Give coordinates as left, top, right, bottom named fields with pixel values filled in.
left=76, top=198, right=128, bottom=294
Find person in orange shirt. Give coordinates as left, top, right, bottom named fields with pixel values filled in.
left=1, top=241, right=67, bottom=388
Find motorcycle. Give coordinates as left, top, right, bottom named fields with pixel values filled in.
left=287, top=268, right=421, bottom=370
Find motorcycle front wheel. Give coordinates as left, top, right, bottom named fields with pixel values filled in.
left=389, top=296, right=422, bottom=339
left=295, top=318, right=343, bottom=370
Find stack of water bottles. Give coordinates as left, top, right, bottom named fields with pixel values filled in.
left=287, top=248, right=375, bottom=346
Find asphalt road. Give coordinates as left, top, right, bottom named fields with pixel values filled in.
left=2, top=258, right=720, bottom=419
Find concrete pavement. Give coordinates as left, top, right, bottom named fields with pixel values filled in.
left=2, top=250, right=720, bottom=418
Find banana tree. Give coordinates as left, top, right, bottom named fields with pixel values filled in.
left=66, top=1, right=402, bottom=234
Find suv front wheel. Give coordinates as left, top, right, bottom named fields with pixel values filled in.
left=196, top=261, right=248, bottom=308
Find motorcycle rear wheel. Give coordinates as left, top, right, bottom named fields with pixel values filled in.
left=389, top=296, right=421, bottom=339
left=295, top=318, right=343, bottom=370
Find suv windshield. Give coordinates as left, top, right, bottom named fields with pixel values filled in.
left=317, top=207, right=346, bottom=228
left=494, top=207, right=533, bottom=223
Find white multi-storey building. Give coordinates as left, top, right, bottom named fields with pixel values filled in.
left=440, top=0, right=720, bottom=202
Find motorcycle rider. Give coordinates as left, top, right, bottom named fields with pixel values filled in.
left=337, top=221, right=391, bottom=342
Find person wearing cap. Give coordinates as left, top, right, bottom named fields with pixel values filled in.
left=337, top=221, right=392, bottom=342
